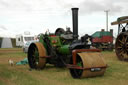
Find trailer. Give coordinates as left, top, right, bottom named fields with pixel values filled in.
left=16, top=32, right=36, bottom=52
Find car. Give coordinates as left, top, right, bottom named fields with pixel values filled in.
left=23, top=41, right=34, bottom=53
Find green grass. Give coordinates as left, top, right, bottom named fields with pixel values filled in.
left=0, top=48, right=128, bottom=85
left=0, top=64, right=41, bottom=85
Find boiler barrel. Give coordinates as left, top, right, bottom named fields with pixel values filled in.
left=58, top=45, right=70, bottom=54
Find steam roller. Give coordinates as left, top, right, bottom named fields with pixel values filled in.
left=28, top=8, right=107, bottom=78
left=111, top=16, right=128, bottom=61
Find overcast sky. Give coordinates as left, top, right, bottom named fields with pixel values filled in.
left=0, top=0, right=127, bottom=38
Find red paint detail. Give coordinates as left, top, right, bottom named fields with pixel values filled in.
left=66, top=64, right=107, bottom=70
left=50, top=35, right=56, bottom=37
left=92, top=36, right=113, bottom=43
left=52, top=40, right=57, bottom=44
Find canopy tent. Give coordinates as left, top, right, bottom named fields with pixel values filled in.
left=1, top=38, right=13, bottom=48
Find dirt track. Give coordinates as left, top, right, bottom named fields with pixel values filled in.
left=0, top=48, right=22, bottom=53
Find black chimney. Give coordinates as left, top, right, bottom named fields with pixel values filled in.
left=72, top=8, right=79, bottom=39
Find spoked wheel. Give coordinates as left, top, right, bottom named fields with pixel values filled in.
left=28, top=42, right=47, bottom=69
left=115, top=32, right=128, bottom=61
left=69, top=54, right=83, bottom=78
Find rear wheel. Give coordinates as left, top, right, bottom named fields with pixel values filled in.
left=28, top=42, right=46, bottom=69
left=115, top=32, right=128, bottom=61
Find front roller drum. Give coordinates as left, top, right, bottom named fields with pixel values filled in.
left=28, top=42, right=47, bottom=69
left=115, top=32, right=128, bottom=61
left=69, top=52, right=107, bottom=78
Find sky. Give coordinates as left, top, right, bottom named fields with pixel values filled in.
left=0, top=0, right=127, bottom=38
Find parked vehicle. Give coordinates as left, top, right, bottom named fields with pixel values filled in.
left=27, top=8, right=107, bottom=78
left=111, top=16, right=128, bottom=61
left=23, top=41, right=34, bottom=53
left=16, top=32, right=36, bottom=52
left=92, top=29, right=113, bottom=51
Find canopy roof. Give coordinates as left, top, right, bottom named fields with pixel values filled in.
left=92, top=31, right=112, bottom=38
left=111, top=16, right=128, bottom=25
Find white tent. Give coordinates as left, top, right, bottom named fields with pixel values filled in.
left=1, top=38, right=13, bottom=48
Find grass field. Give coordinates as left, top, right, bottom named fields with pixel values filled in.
left=0, top=48, right=128, bottom=85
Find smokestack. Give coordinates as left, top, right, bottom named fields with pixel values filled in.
left=71, top=8, right=79, bottom=39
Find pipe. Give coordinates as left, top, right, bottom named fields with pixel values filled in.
left=71, top=8, right=79, bottom=39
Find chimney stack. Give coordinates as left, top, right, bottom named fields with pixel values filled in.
left=71, top=8, right=79, bottom=39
